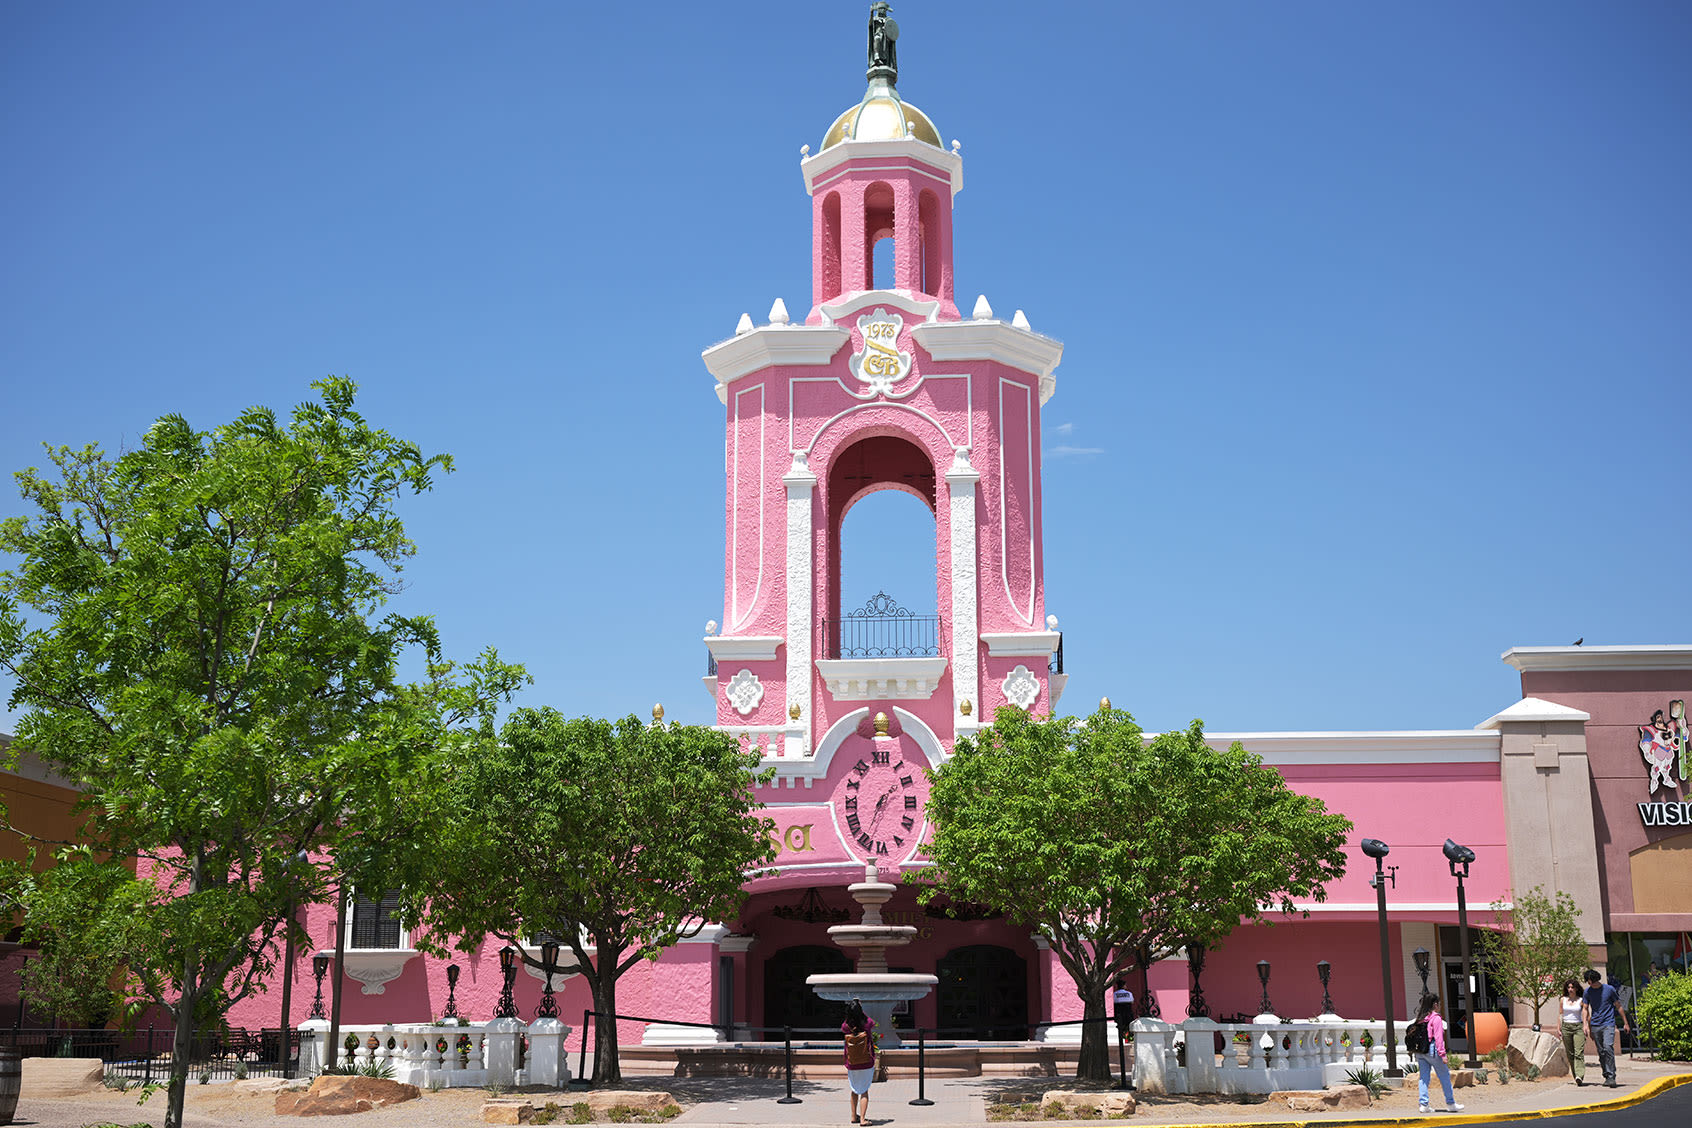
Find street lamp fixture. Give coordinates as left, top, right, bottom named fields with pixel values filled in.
left=1361, top=838, right=1402, bottom=1076
left=1185, top=942, right=1209, bottom=1019
left=1316, top=960, right=1335, bottom=1016
left=1256, top=960, right=1274, bottom=1017
left=309, top=953, right=330, bottom=1021
left=1413, top=947, right=1431, bottom=995
left=443, top=963, right=461, bottom=1020
left=496, top=944, right=520, bottom=1019
left=1444, top=838, right=1479, bottom=1067
left=536, top=940, right=561, bottom=1019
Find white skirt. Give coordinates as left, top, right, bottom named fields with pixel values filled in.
left=847, top=1065, right=875, bottom=1094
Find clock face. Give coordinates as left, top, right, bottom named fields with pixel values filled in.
left=835, top=739, right=925, bottom=860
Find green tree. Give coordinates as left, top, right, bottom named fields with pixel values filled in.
left=1477, top=886, right=1589, bottom=1030
left=408, top=708, right=776, bottom=1082
left=1637, top=970, right=1692, bottom=1060
left=915, top=705, right=1352, bottom=1081
left=0, top=380, right=524, bottom=1128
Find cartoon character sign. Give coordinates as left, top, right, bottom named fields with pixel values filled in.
left=1638, top=700, right=1687, bottom=794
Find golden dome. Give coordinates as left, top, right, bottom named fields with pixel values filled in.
left=821, top=81, right=942, bottom=150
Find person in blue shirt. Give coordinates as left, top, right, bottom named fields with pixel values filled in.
left=1583, top=969, right=1632, bottom=1087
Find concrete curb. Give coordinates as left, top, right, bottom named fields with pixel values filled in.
left=1128, top=1072, right=1692, bottom=1128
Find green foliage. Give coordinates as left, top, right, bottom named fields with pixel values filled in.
left=1638, top=970, right=1692, bottom=1060
left=1477, top=886, right=1588, bottom=1027
left=1345, top=1064, right=1388, bottom=1098
left=323, top=1059, right=396, bottom=1079
left=411, top=709, right=774, bottom=1083
left=0, top=380, right=524, bottom=1128
left=914, top=705, right=1351, bottom=1080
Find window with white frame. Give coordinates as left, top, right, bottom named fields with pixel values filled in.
left=348, top=890, right=406, bottom=950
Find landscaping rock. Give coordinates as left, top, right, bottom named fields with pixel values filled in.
left=1040, top=1090, right=1137, bottom=1117
left=1451, top=1068, right=1476, bottom=1087
left=582, top=1089, right=677, bottom=1112
left=1272, top=1084, right=1371, bottom=1111
left=21, top=1057, right=106, bottom=1096
left=1507, top=1028, right=1570, bottom=1077
left=481, top=1100, right=535, bottom=1124
left=275, top=1074, right=421, bottom=1116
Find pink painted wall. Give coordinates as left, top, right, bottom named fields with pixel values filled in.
left=808, top=154, right=959, bottom=319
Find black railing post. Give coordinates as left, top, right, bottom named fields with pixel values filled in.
left=1116, top=1023, right=1130, bottom=1090
left=776, top=1026, right=801, bottom=1104
left=571, top=1009, right=592, bottom=1087
left=909, top=1027, right=934, bottom=1106
left=144, top=1024, right=155, bottom=1085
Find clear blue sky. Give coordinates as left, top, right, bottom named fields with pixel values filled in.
left=3, top=1, right=1688, bottom=735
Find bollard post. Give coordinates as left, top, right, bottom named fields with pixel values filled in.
left=571, top=1009, right=593, bottom=1087
left=1116, top=1023, right=1130, bottom=1090
left=909, top=1027, right=935, bottom=1106
left=776, top=1026, right=802, bottom=1104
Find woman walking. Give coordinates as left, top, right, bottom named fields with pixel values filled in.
left=842, top=998, right=878, bottom=1124
left=1559, top=978, right=1590, bottom=1085
left=1411, top=992, right=1465, bottom=1114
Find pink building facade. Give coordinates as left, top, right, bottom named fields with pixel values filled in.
left=146, top=12, right=1692, bottom=1061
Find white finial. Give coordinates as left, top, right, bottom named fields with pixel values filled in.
left=972, top=294, right=994, bottom=320
left=705, top=619, right=719, bottom=636
left=1046, top=614, right=1059, bottom=630
left=950, top=447, right=973, bottom=471
left=735, top=312, right=753, bottom=335
left=800, top=144, right=810, bottom=157
left=1012, top=309, right=1031, bottom=330
left=951, top=139, right=962, bottom=154
left=768, top=298, right=790, bottom=326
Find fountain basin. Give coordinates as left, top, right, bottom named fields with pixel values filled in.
left=808, top=973, right=938, bottom=1049
left=829, top=926, right=918, bottom=948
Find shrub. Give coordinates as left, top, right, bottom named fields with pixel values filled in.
left=1639, top=969, right=1692, bottom=1061
left=232, top=1061, right=248, bottom=1081
left=567, top=1102, right=594, bottom=1124
left=1344, top=1064, right=1388, bottom=1099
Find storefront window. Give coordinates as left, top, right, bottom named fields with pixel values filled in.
left=1605, top=932, right=1692, bottom=1049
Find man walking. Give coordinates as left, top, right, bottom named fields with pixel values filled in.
left=1584, top=969, right=1632, bottom=1087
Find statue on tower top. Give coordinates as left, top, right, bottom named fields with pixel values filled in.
left=867, top=2, right=898, bottom=84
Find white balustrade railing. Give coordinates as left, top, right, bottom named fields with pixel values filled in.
left=297, top=1017, right=571, bottom=1089
left=1134, top=1018, right=1396, bottom=1096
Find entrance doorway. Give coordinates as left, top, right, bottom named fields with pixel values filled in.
left=1441, top=959, right=1472, bottom=1054
left=763, top=946, right=851, bottom=1036
left=936, top=945, right=1028, bottom=1039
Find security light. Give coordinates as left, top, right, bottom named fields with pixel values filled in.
left=1361, top=838, right=1390, bottom=859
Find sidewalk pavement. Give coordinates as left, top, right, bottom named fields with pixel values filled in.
left=658, top=1055, right=1692, bottom=1126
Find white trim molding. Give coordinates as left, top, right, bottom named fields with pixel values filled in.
left=702, top=325, right=850, bottom=387
left=1501, top=645, right=1692, bottom=672
left=1193, top=731, right=1501, bottom=765
left=946, top=449, right=981, bottom=732
left=1476, top=697, right=1591, bottom=729
left=784, top=453, right=818, bottom=740
left=912, top=321, right=1064, bottom=401
left=815, top=657, right=949, bottom=700
left=980, top=631, right=1061, bottom=657
left=318, top=948, right=420, bottom=996
left=705, top=636, right=783, bottom=663
left=800, top=138, right=964, bottom=199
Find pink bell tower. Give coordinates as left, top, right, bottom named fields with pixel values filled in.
left=701, top=6, right=1064, bottom=863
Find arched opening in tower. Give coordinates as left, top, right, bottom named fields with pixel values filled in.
left=863, top=181, right=896, bottom=291
left=825, top=434, right=940, bottom=658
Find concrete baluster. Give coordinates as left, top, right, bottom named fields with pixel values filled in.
left=526, top=1017, right=572, bottom=1087
left=484, top=1016, right=525, bottom=1087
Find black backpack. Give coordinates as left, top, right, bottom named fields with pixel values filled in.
left=1405, top=1018, right=1431, bottom=1054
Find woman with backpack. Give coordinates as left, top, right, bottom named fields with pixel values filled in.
left=842, top=998, right=877, bottom=1124
left=1409, top=991, right=1464, bottom=1114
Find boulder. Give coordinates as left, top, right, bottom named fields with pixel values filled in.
left=21, top=1057, right=106, bottom=1096
left=1040, top=1090, right=1137, bottom=1117
left=1507, top=1028, right=1570, bottom=1077
left=581, top=1090, right=677, bottom=1112
left=481, top=1100, right=535, bottom=1124
left=275, top=1074, right=421, bottom=1116
left=1271, top=1085, right=1371, bottom=1111
left=1451, top=1068, right=1476, bottom=1087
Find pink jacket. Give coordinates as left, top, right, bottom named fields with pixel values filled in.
left=1425, top=1011, right=1448, bottom=1057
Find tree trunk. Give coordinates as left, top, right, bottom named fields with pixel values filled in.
left=163, top=979, right=198, bottom=1128
left=590, top=963, right=621, bottom=1084
left=1076, top=980, right=1112, bottom=1082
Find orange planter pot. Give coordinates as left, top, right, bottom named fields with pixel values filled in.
left=1469, top=1011, right=1508, bottom=1055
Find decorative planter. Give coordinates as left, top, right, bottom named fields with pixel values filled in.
left=1469, top=1012, right=1509, bottom=1055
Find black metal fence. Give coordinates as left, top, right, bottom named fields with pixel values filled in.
left=2, top=1026, right=301, bottom=1083
left=1049, top=632, right=1064, bottom=675
left=823, top=592, right=944, bottom=659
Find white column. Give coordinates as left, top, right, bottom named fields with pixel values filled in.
left=483, top=1016, right=525, bottom=1087
left=945, top=449, right=981, bottom=734
left=783, top=452, right=818, bottom=754
left=526, top=1017, right=572, bottom=1087
left=297, top=1019, right=330, bottom=1076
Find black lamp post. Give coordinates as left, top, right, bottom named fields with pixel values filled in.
left=1136, top=945, right=1160, bottom=1018
left=1256, top=960, right=1274, bottom=1017
left=443, top=964, right=461, bottom=1020
left=1185, top=942, right=1209, bottom=1019
left=309, top=953, right=330, bottom=1020
left=536, top=941, right=561, bottom=1019
left=1413, top=947, right=1432, bottom=996
left=1444, top=838, right=1479, bottom=1067
left=496, top=944, right=520, bottom=1019
left=1317, top=960, right=1335, bottom=1016
left=1362, top=838, right=1402, bottom=1077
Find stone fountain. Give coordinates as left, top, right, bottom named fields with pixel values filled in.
left=806, top=859, right=938, bottom=1048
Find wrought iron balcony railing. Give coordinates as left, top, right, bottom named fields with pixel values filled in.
left=822, top=591, right=945, bottom=659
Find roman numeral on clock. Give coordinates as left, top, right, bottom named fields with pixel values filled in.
left=899, top=774, right=913, bottom=787
left=904, top=796, right=918, bottom=809
left=856, top=831, right=874, bottom=849
left=847, top=813, right=862, bottom=833
left=875, top=841, right=888, bottom=855
left=872, top=748, right=891, bottom=764
left=853, top=759, right=870, bottom=775
left=901, top=816, right=914, bottom=830
left=844, top=795, right=857, bottom=811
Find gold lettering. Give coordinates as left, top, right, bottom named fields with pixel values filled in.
left=784, top=824, right=814, bottom=853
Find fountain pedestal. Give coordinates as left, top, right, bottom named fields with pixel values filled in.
left=807, top=862, right=938, bottom=1049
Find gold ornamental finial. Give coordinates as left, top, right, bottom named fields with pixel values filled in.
left=789, top=703, right=802, bottom=721
left=873, top=711, right=890, bottom=736
left=652, top=703, right=665, bottom=725
left=959, top=699, right=972, bottom=717
left=1099, top=697, right=1111, bottom=711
